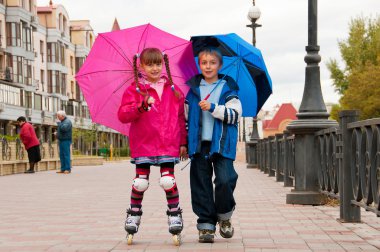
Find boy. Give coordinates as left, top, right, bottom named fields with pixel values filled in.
left=185, top=47, right=242, bottom=243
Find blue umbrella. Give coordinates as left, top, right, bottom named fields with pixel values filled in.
left=190, top=33, right=272, bottom=117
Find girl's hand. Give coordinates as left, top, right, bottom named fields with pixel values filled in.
left=180, top=146, right=188, bottom=160
left=147, top=96, right=155, bottom=105
left=199, top=100, right=211, bottom=111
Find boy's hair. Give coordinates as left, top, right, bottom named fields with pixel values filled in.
left=133, top=48, right=181, bottom=98
left=198, top=47, right=223, bottom=66
left=17, top=116, right=26, bottom=122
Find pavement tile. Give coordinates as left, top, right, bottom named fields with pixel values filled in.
left=1, top=161, right=380, bottom=251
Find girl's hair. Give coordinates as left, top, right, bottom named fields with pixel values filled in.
left=198, top=47, right=223, bottom=66
left=133, top=47, right=181, bottom=98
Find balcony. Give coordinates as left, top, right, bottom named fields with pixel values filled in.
left=0, top=67, right=13, bottom=82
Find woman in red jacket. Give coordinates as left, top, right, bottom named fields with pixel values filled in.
left=17, top=116, right=41, bottom=173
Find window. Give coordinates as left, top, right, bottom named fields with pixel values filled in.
left=47, top=70, right=52, bottom=93
left=0, top=84, right=21, bottom=105
left=23, top=59, right=32, bottom=85
left=40, top=69, right=44, bottom=84
left=0, top=21, right=2, bottom=47
left=61, top=73, right=67, bottom=96
left=75, top=57, right=85, bottom=74
left=6, top=23, right=21, bottom=47
left=70, top=56, right=74, bottom=74
left=60, top=42, right=65, bottom=65
left=34, top=94, right=42, bottom=110
left=67, top=101, right=74, bottom=116
left=25, top=91, right=32, bottom=108
left=40, top=40, right=44, bottom=62
left=60, top=100, right=67, bottom=111
left=47, top=42, right=55, bottom=62
left=11, top=55, right=23, bottom=84
left=22, top=23, right=32, bottom=51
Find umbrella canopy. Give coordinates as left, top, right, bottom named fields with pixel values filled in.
left=191, top=33, right=272, bottom=117
left=75, top=23, right=198, bottom=135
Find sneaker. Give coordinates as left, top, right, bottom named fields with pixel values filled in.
left=64, top=170, right=71, bottom=174
left=24, top=169, right=35, bottom=173
left=219, top=219, right=234, bottom=238
left=198, top=229, right=215, bottom=243
left=56, top=170, right=64, bottom=173
left=167, top=209, right=183, bottom=235
left=125, top=209, right=142, bottom=234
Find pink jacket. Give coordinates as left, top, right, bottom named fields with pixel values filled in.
left=19, top=122, right=40, bottom=150
left=118, top=77, right=187, bottom=158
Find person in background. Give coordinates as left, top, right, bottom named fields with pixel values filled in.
left=17, top=116, right=41, bottom=173
left=55, top=110, right=72, bottom=174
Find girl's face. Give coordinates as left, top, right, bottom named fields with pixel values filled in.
left=141, top=62, right=163, bottom=83
left=199, top=53, right=222, bottom=84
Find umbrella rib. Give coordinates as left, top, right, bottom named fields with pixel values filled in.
left=99, top=34, right=133, bottom=66
left=76, top=69, right=133, bottom=78
left=113, top=75, right=135, bottom=94
left=218, top=39, right=237, bottom=57
left=163, top=42, right=191, bottom=53
left=92, top=75, right=135, bottom=121
left=138, top=25, right=150, bottom=52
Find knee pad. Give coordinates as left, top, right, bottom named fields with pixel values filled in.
left=159, top=175, right=176, bottom=192
left=132, top=178, right=149, bottom=192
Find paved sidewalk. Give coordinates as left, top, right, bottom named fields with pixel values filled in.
left=0, top=161, right=380, bottom=251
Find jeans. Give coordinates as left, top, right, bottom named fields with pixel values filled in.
left=59, top=140, right=71, bottom=172
left=190, top=141, right=238, bottom=231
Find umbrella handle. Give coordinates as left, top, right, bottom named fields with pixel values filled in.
left=204, top=94, right=210, bottom=100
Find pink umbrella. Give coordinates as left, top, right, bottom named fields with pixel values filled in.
left=75, top=23, right=198, bottom=135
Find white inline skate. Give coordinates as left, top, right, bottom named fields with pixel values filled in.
left=167, top=209, right=183, bottom=246
left=125, top=209, right=142, bottom=245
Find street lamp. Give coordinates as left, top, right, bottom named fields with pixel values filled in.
left=245, top=0, right=261, bottom=167
left=247, top=1, right=261, bottom=142
left=286, top=0, right=338, bottom=204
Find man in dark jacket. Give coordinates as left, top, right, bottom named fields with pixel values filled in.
left=55, top=110, right=72, bottom=174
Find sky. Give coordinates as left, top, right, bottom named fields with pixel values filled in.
left=37, top=0, right=380, bottom=111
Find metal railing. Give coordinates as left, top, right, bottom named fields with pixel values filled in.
left=249, top=110, right=380, bottom=221
left=1, top=137, right=11, bottom=161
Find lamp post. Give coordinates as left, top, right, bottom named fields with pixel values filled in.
left=245, top=0, right=261, bottom=167
left=286, top=0, right=338, bottom=204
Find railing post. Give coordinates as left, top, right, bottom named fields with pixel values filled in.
left=283, top=131, right=293, bottom=187
left=275, top=133, right=284, bottom=182
left=338, top=110, right=361, bottom=222
left=268, top=136, right=275, bottom=176
left=246, top=139, right=259, bottom=169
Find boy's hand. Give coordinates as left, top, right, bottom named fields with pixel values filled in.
left=199, top=100, right=211, bottom=111
left=180, top=146, right=188, bottom=160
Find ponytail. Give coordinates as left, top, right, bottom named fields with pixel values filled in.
left=133, top=53, right=147, bottom=96
left=163, top=53, right=181, bottom=99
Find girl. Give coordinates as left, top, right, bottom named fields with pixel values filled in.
left=118, top=48, right=187, bottom=245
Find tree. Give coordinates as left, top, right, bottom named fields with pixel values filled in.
left=327, top=16, right=380, bottom=119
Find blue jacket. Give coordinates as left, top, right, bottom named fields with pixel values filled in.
left=185, top=74, right=242, bottom=160
left=57, top=117, right=72, bottom=141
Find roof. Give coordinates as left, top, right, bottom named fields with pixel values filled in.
left=111, top=18, right=120, bottom=31
left=37, top=6, right=53, bottom=13
left=263, top=103, right=297, bottom=130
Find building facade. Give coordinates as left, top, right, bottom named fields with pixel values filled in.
left=0, top=1, right=125, bottom=154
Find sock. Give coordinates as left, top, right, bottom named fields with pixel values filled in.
left=130, top=164, right=150, bottom=210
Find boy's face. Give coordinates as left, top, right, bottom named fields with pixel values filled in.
left=141, top=62, right=163, bottom=83
left=199, top=53, right=222, bottom=84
